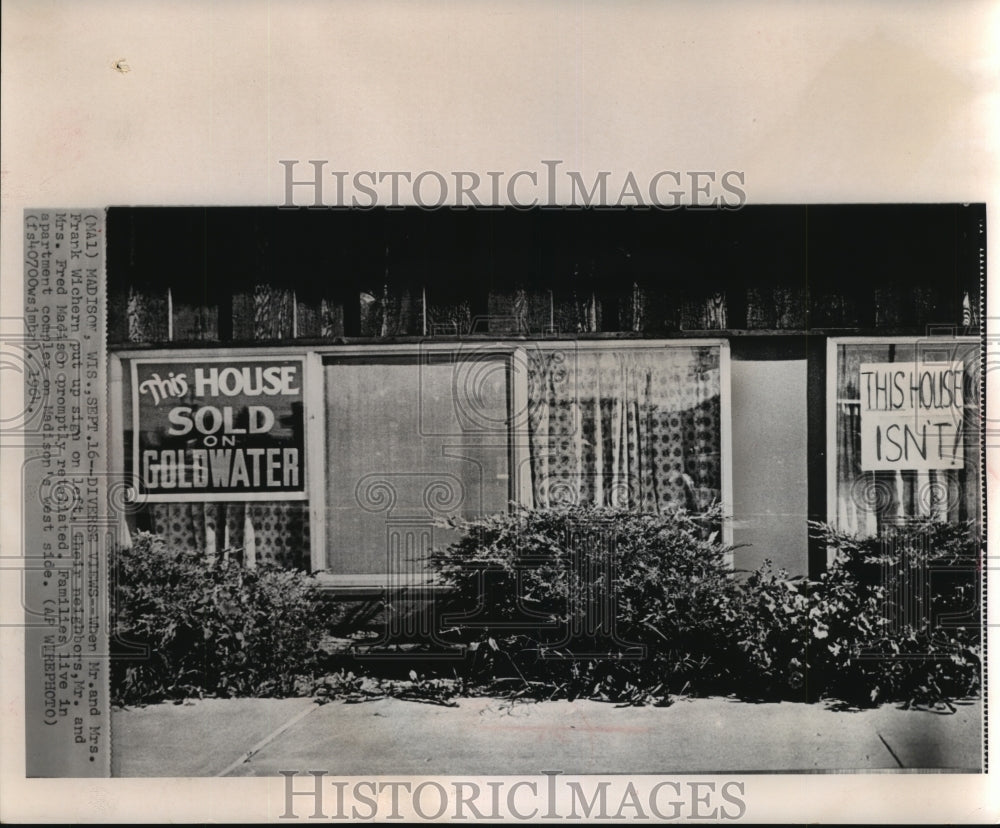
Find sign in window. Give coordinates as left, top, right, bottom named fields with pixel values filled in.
left=132, top=356, right=307, bottom=501
left=830, top=339, right=980, bottom=536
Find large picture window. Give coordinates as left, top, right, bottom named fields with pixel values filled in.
left=322, top=352, right=512, bottom=576
left=828, top=337, right=981, bottom=536
left=114, top=341, right=730, bottom=581
left=525, top=345, right=723, bottom=513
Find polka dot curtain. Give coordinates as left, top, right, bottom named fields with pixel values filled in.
left=526, top=346, right=722, bottom=513
left=145, top=501, right=309, bottom=569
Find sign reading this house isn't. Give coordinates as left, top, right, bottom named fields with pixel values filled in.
left=859, top=361, right=965, bottom=471
left=132, top=357, right=306, bottom=500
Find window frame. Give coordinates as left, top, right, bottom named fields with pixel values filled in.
left=110, top=338, right=733, bottom=585
left=825, top=334, right=982, bottom=539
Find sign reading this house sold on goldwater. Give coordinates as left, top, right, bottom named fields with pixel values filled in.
left=132, top=357, right=306, bottom=500
left=859, top=361, right=965, bottom=472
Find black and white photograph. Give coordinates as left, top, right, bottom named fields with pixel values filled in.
left=98, top=203, right=985, bottom=785
left=1, top=1, right=997, bottom=823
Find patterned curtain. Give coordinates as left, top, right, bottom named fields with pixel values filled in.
left=145, top=501, right=310, bottom=569
left=834, top=342, right=980, bottom=536
left=526, top=347, right=722, bottom=513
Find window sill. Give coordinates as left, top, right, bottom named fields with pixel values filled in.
left=312, top=572, right=455, bottom=598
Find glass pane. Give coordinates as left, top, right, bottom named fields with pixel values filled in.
left=324, top=355, right=510, bottom=575
left=526, top=345, right=722, bottom=513
left=130, top=501, right=309, bottom=569
left=833, top=340, right=980, bottom=535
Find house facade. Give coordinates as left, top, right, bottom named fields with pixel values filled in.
left=106, top=205, right=984, bottom=594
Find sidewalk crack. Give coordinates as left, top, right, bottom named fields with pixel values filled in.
left=877, top=732, right=905, bottom=768
left=215, top=702, right=321, bottom=777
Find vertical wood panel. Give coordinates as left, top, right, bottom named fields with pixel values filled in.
left=172, top=301, right=219, bottom=341
left=306, top=352, right=327, bottom=573
left=125, top=287, right=169, bottom=342
left=487, top=287, right=551, bottom=334
left=680, top=290, right=727, bottom=330
left=359, top=283, right=422, bottom=336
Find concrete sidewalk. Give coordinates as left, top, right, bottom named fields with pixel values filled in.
left=110, top=695, right=982, bottom=777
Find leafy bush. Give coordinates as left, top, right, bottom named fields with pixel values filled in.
left=429, top=504, right=738, bottom=704
left=428, top=508, right=982, bottom=708
left=110, top=532, right=338, bottom=705
left=111, top=514, right=982, bottom=710
left=805, top=520, right=981, bottom=707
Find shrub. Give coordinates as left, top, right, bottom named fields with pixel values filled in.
left=806, top=520, right=981, bottom=707
left=111, top=515, right=982, bottom=710
left=429, top=503, right=738, bottom=704
left=110, top=532, right=338, bottom=706
left=428, top=508, right=982, bottom=707
left=718, top=561, right=903, bottom=704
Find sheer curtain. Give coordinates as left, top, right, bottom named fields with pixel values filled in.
left=525, top=346, right=722, bottom=513
left=834, top=342, right=980, bottom=536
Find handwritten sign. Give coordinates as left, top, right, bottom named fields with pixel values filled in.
left=132, top=357, right=306, bottom=500
left=859, top=361, right=965, bottom=471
